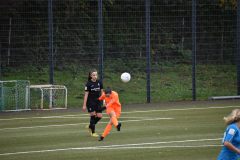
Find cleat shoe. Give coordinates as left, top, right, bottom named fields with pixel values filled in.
left=117, top=123, right=121, bottom=131
left=91, top=133, right=99, bottom=137
left=98, top=136, right=104, bottom=141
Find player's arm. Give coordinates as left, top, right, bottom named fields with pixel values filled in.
left=100, top=89, right=106, bottom=106
left=223, top=141, right=240, bottom=154
left=82, top=91, right=89, bottom=112
left=222, top=127, right=240, bottom=154
left=98, top=93, right=105, bottom=101
left=98, top=93, right=107, bottom=111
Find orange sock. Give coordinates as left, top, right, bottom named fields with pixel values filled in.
left=111, top=116, right=118, bottom=127
left=102, top=123, right=112, bottom=138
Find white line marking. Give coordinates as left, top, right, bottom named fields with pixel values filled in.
left=0, top=116, right=84, bottom=121
left=0, top=105, right=236, bottom=130
left=122, top=106, right=239, bottom=114
left=0, top=138, right=222, bottom=156
left=0, top=105, right=237, bottom=121
left=89, top=144, right=222, bottom=150
left=0, top=116, right=152, bottom=121
left=0, top=145, right=222, bottom=156
left=97, top=138, right=222, bottom=148
left=0, top=114, right=89, bottom=121
left=0, top=118, right=174, bottom=131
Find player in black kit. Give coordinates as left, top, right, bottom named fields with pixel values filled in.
left=82, top=69, right=103, bottom=137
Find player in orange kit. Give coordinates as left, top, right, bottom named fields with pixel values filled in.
left=98, top=87, right=122, bottom=141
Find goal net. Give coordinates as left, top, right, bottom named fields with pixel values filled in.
left=30, top=85, right=67, bottom=109
left=0, top=80, right=30, bottom=111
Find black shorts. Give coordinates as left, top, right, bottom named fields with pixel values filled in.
left=87, top=102, right=102, bottom=113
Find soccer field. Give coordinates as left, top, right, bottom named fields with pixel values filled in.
left=0, top=101, right=239, bottom=160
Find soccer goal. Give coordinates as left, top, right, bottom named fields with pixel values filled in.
left=0, top=80, right=30, bottom=111
left=30, top=85, right=67, bottom=109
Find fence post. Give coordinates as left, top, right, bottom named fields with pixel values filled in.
left=7, top=17, right=12, bottom=66
left=48, top=0, right=54, bottom=85
left=0, top=82, right=2, bottom=111
left=145, top=0, right=151, bottom=103
left=237, top=0, right=240, bottom=95
left=192, top=0, right=197, bottom=101
left=0, top=43, right=1, bottom=79
left=98, top=0, right=104, bottom=81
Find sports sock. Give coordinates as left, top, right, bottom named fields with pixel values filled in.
left=101, top=106, right=106, bottom=111
left=89, top=116, right=96, bottom=133
left=94, top=117, right=101, bottom=124
left=111, top=116, right=118, bottom=127
left=102, top=123, right=112, bottom=138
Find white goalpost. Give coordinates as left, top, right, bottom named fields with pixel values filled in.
left=30, top=84, right=67, bottom=109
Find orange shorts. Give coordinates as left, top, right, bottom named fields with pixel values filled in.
left=106, top=106, right=121, bottom=118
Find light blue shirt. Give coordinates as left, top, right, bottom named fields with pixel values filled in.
left=217, top=123, right=240, bottom=160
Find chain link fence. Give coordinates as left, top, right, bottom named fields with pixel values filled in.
left=0, top=0, right=238, bottom=106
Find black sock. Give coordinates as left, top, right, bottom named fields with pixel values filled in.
left=94, top=117, right=101, bottom=125
left=89, top=116, right=95, bottom=133
left=101, top=106, right=106, bottom=111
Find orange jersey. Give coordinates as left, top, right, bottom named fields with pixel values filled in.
left=98, top=91, right=121, bottom=115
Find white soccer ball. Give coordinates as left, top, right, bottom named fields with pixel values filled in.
left=121, top=72, right=131, bottom=83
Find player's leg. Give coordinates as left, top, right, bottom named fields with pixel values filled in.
left=90, top=105, right=103, bottom=137
left=95, top=104, right=103, bottom=125
left=87, top=110, right=98, bottom=137
left=106, top=107, right=117, bottom=126
left=94, top=114, right=102, bottom=124
left=88, top=103, right=103, bottom=137
left=106, top=107, right=121, bottom=130
left=115, top=109, right=121, bottom=131
left=99, top=121, right=113, bottom=141
left=99, top=111, right=121, bottom=141
left=110, top=111, right=118, bottom=126
left=109, top=110, right=121, bottom=131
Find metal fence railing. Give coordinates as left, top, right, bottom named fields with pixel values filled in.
left=0, top=0, right=239, bottom=106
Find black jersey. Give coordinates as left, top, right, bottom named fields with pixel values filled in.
left=85, top=80, right=103, bottom=107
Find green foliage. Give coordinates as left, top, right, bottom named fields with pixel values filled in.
left=1, top=63, right=236, bottom=107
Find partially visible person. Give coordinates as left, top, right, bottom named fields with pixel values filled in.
left=82, top=69, right=103, bottom=137
left=98, top=87, right=121, bottom=141
left=217, top=109, right=240, bottom=160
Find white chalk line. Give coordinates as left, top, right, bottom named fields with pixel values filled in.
left=122, top=105, right=239, bottom=114
left=0, top=117, right=174, bottom=131
left=0, top=115, right=83, bottom=121
left=0, top=105, right=236, bottom=131
left=88, top=144, right=222, bottom=149
left=0, top=105, right=237, bottom=121
left=0, top=114, right=153, bottom=121
left=0, top=138, right=222, bottom=156
left=0, top=115, right=146, bottom=121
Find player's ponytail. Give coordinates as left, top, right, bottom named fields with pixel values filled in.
left=224, top=109, right=240, bottom=125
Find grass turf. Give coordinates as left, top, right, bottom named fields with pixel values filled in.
left=0, top=101, right=239, bottom=160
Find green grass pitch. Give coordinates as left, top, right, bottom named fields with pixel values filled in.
left=0, top=101, right=239, bottom=160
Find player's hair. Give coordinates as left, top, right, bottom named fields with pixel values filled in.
left=88, top=69, right=97, bottom=81
left=224, top=109, right=240, bottom=125
left=104, top=87, right=112, bottom=94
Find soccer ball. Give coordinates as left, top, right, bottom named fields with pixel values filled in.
left=121, top=72, right=131, bottom=83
